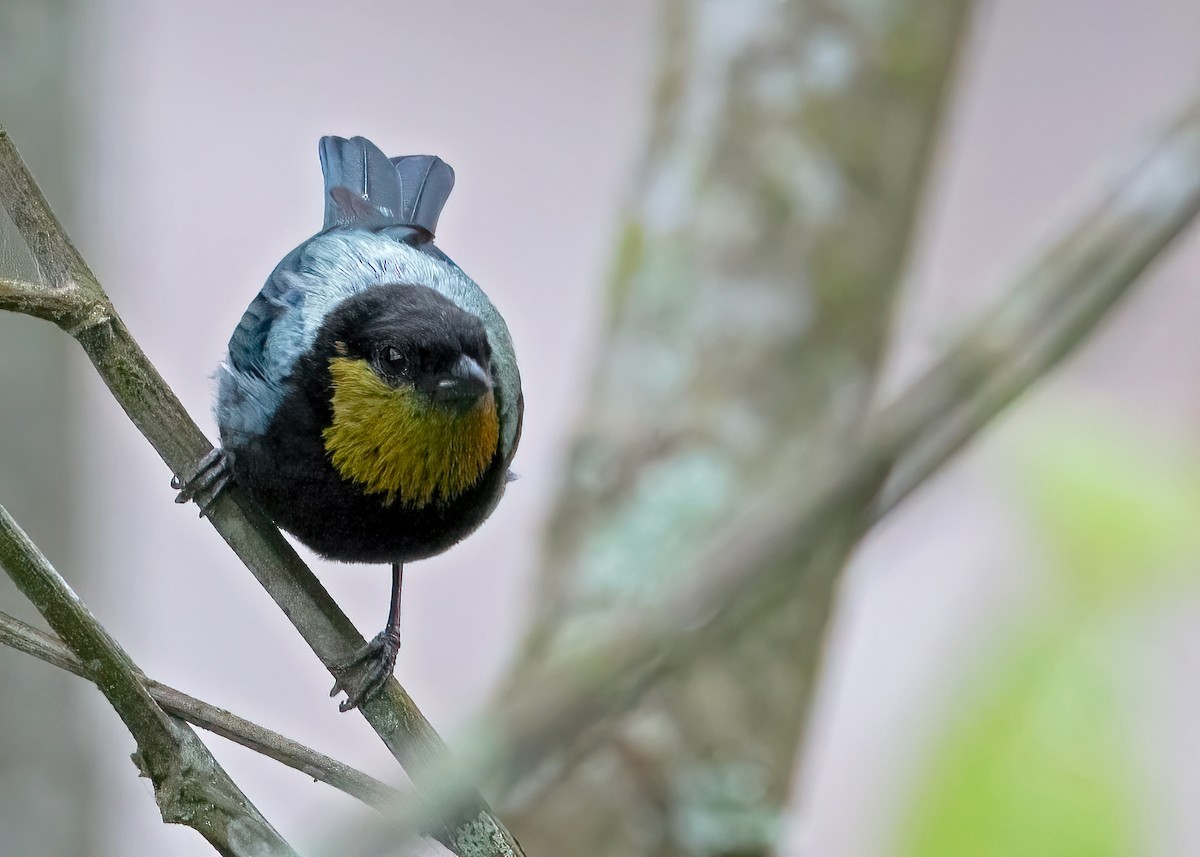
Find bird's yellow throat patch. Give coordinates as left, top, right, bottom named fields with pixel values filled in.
left=323, top=356, right=499, bottom=508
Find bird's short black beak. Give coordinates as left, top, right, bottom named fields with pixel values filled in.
left=433, top=354, right=492, bottom=408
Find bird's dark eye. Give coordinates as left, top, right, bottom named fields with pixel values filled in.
left=381, top=346, right=406, bottom=373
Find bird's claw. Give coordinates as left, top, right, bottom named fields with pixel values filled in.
left=172, top=448, right=233, bottom=517
left=329, top=630, right=401, bottom=712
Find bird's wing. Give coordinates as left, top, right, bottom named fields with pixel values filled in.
left=216, top=253, right=311, bottom=443
left=225, top=262, right=304, bottom=380
left=216, top=237, right=366, bottom=443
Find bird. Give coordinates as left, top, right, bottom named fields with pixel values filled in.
left=173, top=135, right=523, bottom=711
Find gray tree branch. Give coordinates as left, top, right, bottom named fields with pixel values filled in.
left=0, top=610, right=399, bottom=810
left=0, top=504, right=296, bottom=856
left=0, top=123, right=521, bottom=857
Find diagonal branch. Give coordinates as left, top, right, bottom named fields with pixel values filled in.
left=0, top=123, right=522, bottom=857
left=873, top=98, right=1200, bottom=515
left=334, top=88, right=1200, bottom=857
left=0, top=610, right=399, bottom=810
left=0, top=505, right=296, bottom=856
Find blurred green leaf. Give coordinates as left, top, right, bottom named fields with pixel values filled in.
left=1012, top=405, right=1200, bottom=600
left=897, top=401, right=1195, bottom=856
left=899, top=623, right=1142, bottom=857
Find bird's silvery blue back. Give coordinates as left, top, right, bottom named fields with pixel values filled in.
left=216, top=136, right=522, bottom=458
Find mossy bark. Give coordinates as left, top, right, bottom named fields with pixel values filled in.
left=504, top=2, right=971, bottom=854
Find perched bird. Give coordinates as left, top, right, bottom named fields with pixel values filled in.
left=174, top=136, right=522, bottom=711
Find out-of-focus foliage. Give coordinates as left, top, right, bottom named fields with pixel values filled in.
left=1018, top=407, right=1200, bottom=600
left=898, top=403, right=1200, bottom=857
left=899, top=623, right=1143, bottom=857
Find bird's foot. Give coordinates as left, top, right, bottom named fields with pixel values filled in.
left=329, top=629, right=401, bottom=712
left=172, top=448, right=233, bottom=517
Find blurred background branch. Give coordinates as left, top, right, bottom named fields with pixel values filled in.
left=873, top=94, right=1200, bottom=516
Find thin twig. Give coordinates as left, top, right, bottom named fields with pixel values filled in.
left=0, top=122, right=522, bottom=857
left=0, top=505, right=297, bottom=856
left=0, top=610, right=399, bottom=809
left=332, top=89, right=1200, bottom=857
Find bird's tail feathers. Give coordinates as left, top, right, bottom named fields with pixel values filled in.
left=319, top=136, right=455, bottom=237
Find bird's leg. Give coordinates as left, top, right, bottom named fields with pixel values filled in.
left=172, top=448, right=233, bottom=517
left=330, top=562, right=404, bottom=712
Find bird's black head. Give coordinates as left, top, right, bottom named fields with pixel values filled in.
left=316, top=283, right=494, bottom=411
